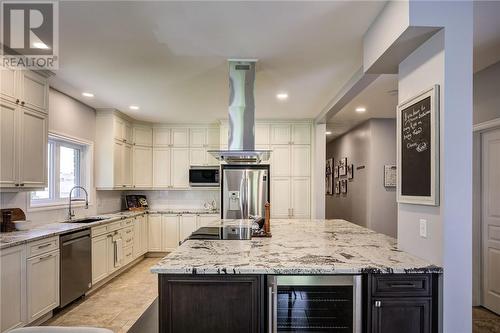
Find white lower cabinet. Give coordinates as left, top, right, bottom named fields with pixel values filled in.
left=133, top=216, right=142, bottom=258
left=26, top=250, right=60, bottom=323
left=141, top=215, right=148, bottom=254
left=196, top=214, right=220, bottom=228
left=0, top=245, right=26, bottom=332
left=179, top=215, right=197, bottom=241
left=91, top=234, right=109, bottom=285
left=148, top=214, right=163, bottom=251
left=162, top=215, right=180, bottom=251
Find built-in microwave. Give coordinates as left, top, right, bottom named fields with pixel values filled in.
left=189, top=166, right=220, bottom=187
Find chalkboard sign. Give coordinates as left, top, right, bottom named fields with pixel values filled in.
left=397, top=85, right=439, bottom=206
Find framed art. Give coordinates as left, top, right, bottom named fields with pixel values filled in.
left=347, top=164, right=354, bottom=180
left=334, top=165, right=339, bottom=178
left=340, top=179, right=347, bottom=194
left=339, top=157, right=347, bottom=176
left=326, top=158, right=333, bottom=175
left=397, top=85, right=440, bottom=206
left=335, top=181, right=340, bottom=194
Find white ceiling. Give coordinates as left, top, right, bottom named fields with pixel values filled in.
left=49, top=1, right=386, bottom=123
left=326, top=74, right=398, bottom=141
left=326, top=1, right=500, bottom=142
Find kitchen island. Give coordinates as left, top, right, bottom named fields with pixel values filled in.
left=151, top=219, right=442, bottom=333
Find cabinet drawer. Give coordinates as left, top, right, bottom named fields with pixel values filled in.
left=107, top=221, right=122, bottom=233
left=27, top=237, right=58, bottom=258
left=371, top=275, right=431, bottom=297
left=91, top=225, right=108, bottom=237
left=122, top=227, right=134, bottom=246
left=122, top=218, right=134, bottom=228
left=123, top=246, right=134, bottom=265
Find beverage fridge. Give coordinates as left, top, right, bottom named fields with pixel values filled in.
left=221, top=164, right=270, bottom=220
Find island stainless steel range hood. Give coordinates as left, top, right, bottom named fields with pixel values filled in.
left=208, top=59, right=271, bottom=164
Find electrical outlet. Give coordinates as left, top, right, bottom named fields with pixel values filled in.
left=419, top=219, right=427, bottom=238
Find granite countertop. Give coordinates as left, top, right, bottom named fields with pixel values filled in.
left=151, top=219, right=442, bottom=275
left=0, top=209, right=220, bottom=250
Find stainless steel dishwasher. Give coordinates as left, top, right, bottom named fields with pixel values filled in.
left=60, top=228, right=91, bottom=308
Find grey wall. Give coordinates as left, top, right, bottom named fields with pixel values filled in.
left=326, top=118, right=397, bottom=237
left=474, top=61, right=500, bottom=125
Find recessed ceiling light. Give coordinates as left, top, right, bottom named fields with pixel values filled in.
left=276, top=93, right=288, bottom=101
left=325, top=131, right=332, bottom=135
left=33, top=42, right=49, bottom=49
left=82, top=92, right=94, bottom=98
left=129, top=105, right=140, bottom=110
left=355, top=107, right=366, bottom=113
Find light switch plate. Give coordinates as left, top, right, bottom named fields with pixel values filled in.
left=419, top=219, right=427, bottom=238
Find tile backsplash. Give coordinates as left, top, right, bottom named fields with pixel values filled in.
left=128, top=190, right=220, bottom=211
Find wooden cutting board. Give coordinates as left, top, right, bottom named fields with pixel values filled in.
left=0, top=208, right=26, bottom=222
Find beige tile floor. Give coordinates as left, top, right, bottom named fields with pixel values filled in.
left=474, top=307, right=500, bottom=333
left=45, top=258, right=159, bottom=333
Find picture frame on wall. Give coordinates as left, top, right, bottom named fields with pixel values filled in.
left=335, top=181, right=340, bottom=194
left=397, top=85, right=440, bottom=206
left=326, top=158, right=333, bottom=175
left=340, top=179, right=347, bottom=194
left=334, top=165, right=339, bottom=178
left=339, top=157, right=347, bottom=176
left=347, top=164, right=354, bottom=180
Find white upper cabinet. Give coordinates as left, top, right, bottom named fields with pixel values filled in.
left=17, top=71, right=49, bottom=114
left=271, top=177, right=292, bottom=218
left=189, top=128, right=206, bottom=147
left=133, top=146, right=152, bottom=188
left=291, top=177, right=311, bottom=218
left=122, top=143, right=133, bottom=187
left=124, top=122, right=133, bottom=143
left=0, top=100, right=18, bottom=188
left=114, top=118, right=125, bottom=141
left=153, top=128, right=171, bottom=147
left=255, top=123, right=270, bottom=146
left=153, top=147, right=171, bottom=188
left=220, top=124, right=229, bottom=147
left=171, top=148, right=189, bottom=188
left=0, top=66, right=18, bottom=103
left=291, top=145, right=311, bottom=177
left=171, top=128, right=189, bottom=147
left=113, top=140, right=123, bottom=187
left=0, top=69, right=49, bottom=190
left=133, top=126, right=153, bottom=146
left=270, top=145, right=291, bottom=177
left=19, top=109, right=47, bottom=188
left=292, top=124, right=311, bottom=144
left=271, top=124, right=291, bottom=145
left=207, top=127, right=220, bottom=146
left=189, top=148, right=206, bottom=166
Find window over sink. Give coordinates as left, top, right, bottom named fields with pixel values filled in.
left=30, top=133, right=92, bottom=208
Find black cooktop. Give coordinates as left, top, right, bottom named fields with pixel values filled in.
left=188, top=226, right=251, bottom=240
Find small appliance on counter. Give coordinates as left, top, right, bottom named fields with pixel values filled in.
left=125, top=195, right=149, bottom=211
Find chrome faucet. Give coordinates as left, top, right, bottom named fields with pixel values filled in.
left=68, top=186, right=89, bottom=220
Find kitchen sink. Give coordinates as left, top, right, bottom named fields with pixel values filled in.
left=64, top=217, right=108, bottom=224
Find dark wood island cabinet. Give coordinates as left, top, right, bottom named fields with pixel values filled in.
left=159, top=273, right=440, bottom=333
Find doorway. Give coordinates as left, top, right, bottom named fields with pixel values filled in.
left=481, top=127, right=500, bottom=315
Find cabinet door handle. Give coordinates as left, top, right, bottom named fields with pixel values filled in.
left=375, top=301, right=381, bottom=308
left=15, top=183, right=19, bottom=187
left=388, top=283, right=416, bottom=288
left=16, top=99, right=20, bottom=104
left=38, top=253, right=54, bottom=261
left=21, top=101, right=25, bottom=105
left=20, top=183, right=24, bottom=186
left=38, top=243, right=51, bottom=249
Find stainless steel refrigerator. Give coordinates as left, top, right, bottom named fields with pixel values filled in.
left=221, top=164, right=270, bottom=220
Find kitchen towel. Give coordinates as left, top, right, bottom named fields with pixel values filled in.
left=114, top=238, right=123, bottom=267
